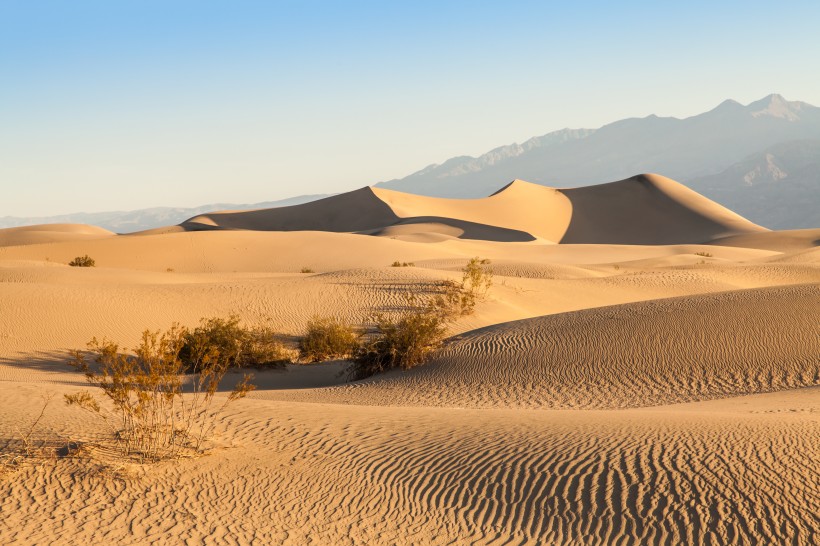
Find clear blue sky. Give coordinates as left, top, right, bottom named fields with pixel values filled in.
left=2, top=0, right=819, bottom=216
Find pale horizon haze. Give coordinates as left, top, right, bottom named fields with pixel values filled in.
left=2, top=0, right=820, bottom=216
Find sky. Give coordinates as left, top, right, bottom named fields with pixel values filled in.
left=2, top=0, right=820, bottom=216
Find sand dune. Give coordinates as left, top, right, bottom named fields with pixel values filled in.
left=177, top=174, right=766, bottom=245
left=278, top=284, right=819, bottom=409
left=0, top=223, right=114, bottom=247
left=710, top=227, right=820, bottom=251
left=559, top=174, right=767, bottom=244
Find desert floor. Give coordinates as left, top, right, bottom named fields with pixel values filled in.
left=0, top=221, right=818, bottom=544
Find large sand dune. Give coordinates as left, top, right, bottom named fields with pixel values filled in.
left=0, top=176, right=817, bottom=545
left=178, top=174, right=766, bottom=245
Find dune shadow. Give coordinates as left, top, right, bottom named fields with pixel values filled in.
left=0, top=348, right=352, bottom=394
left=361, top=216, right=536, bottom=242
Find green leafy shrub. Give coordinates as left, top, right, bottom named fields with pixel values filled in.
left=299, top=316, right=360, bottom=362
left=69, top=255, right=95, bottom=267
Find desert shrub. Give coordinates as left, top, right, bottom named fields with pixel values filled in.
left=66, top=326, right=255, bottom=462
left=432, top=257, right=494, bottom=317
left=348, top=288, right=456, bottom=380
left=69, top=255, right=95, bottom=267
left=179, top=316, right=245, bottom=369
left=391, top=261, right=415, bottom=267
left=694, top=251, right=713, bottom=258
left=179, top=316, right=292, bottom=371
left=299, top=316, right=360, bottom=362
left=242, top=324, right=297, bottom=368
left=461, top=257, right=492, bottom=301
left=348, top=257, right=493, bottom=380
left=300, top=267, right=315, bottom=273
left=350, top=308, right=447, bottom=380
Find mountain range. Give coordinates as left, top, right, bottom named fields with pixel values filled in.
left=0, top=194, right=328, bottom=234
left=377, top=94, right=820, bottom=229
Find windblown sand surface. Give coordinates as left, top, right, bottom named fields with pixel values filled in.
left=0, top=177, right=817, bottom=545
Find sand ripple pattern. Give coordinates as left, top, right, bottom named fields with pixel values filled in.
left=2, top=400, right=817, bottom=545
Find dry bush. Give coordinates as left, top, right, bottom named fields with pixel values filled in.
left=429, top=256, right=493, bottom=318
left=349, top=257, right=493, bottom=380
left=1, top=395, right=52, bottom=478
left=694, top=251, right=713, bottom=258
left=391, top=261, right=415, bottom=267
left=243, top=324, right=297, bottom=368
left=66, top=325, right=255, bottom=462
left=69, top=255, right=95, bottom=267
left=299, top=316, right=360, bottom=362
left=461, top=257, right=492, bottom=308
left=350, top=305, right=447, bottom=380
left=179, top=316, right=292, bottom=371
left=300, top=267, right=315, bottom=273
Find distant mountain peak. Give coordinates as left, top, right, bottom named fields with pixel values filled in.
left=747, top=93, right=802, bottom=121
left=712, top=98, right=744, bottom=112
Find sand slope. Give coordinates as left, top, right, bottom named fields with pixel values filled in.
left=560, top=174, right=768, bottom=244
left=280, top=284, right=820, bottom=409
left=182, top=187, right=400, bottom=233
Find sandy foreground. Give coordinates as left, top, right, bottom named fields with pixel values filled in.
left=0, top=178, right=818, bottom=545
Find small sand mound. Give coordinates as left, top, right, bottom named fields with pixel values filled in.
left=710, top=228, right=820, bottom=251
left=0, top=224, right=115, bottom=247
